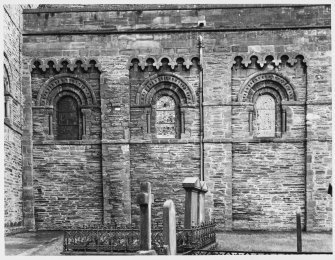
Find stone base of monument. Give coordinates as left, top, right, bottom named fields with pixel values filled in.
left=136, top=250, right=157, bottom=255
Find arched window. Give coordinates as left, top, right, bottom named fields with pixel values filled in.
left=56, top=96, right=80, bottom=140
left=4, top=65, right=10, bottom=93
left=155, top=96, right=178, bottom=138
left=4, top=65, right=10, bottom=121
left=254, top=94, right=276, bottom=137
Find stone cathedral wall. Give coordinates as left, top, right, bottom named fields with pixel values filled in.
left=19, top=5, right=331, bottom=231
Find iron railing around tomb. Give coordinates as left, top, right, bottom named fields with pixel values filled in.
left=63, top=220, right=216, bottom=255
left=151, top=220, right=217, bottom=254
left=63, top=223, right=140, bottom=253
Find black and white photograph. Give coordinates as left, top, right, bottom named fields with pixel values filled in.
left=2, top=0, right=333, bottom=256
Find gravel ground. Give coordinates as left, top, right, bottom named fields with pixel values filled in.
left=5, top=231, right=63, bottom=256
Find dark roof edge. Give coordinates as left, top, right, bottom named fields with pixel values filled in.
left=23, top=4, right=330, bottom=14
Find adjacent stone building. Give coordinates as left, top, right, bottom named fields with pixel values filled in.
left=4, top=4, right=332, bottom=234
left=3, top=4, right=34, bottom=234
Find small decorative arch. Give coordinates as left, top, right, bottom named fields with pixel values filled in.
left=37, top=74, right=97, bottom=106
left=145, top=56, right=159, bottom=70
left=158, top=56, right=176, bottom=70
left=88, top=58, right=102, bottom=72
left=244, top=53, right=261, bottom=67
left=136, top=72, right=196, bottom=106
left=73, top=57, right=87, bottom=71
left=29, top=58, right=44, bottom=72
left=127, top=55, right=141, bottom=70
left=29, top=57, right=103, bottom=74
left=276, top=53, right=296, bottom=66
left=238, top=71, right=296, bottom=102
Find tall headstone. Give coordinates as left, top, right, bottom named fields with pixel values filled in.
left=198, top=181, right=208, bottom=224
left=163, top=200, right=176, bottom=255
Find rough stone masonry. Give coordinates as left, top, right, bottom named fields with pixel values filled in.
left=3, top=4, right=332, bottom=234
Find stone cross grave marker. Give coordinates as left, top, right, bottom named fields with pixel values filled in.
left=136, top=182, right=154, bottom=251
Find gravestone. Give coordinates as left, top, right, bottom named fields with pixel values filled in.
left=136, top=182, right=156, bottom=255
left=199, top=181, right=208, bottom=223
left=182, top=177, right=209, bottom=228
left=182, top=177, right=201, bottom=228
left=163, top=200, right=176, bottom=255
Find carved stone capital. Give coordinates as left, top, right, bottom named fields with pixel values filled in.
left=81, top=108, right=92, bottom=116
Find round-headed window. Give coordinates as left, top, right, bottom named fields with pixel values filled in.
left=56, top=96, right=79, bottom=140
left=155, top=96, right=176, bottom=138
left=254, top=94, right=276, bottom=137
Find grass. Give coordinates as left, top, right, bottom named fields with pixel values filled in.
left=216, top=231, right=333, bottom=252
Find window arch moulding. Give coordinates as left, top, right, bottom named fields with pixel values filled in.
left=136, top=72, right=196, bottom=106
left=238, top=71, right=296, bottom=103
left=35, top=74, right=98, bottom=141
left=136, top=73, right=195, bottom=139
left=238, top=72, right=297, bottom=139
left=36, top=74, right=97, bottom=107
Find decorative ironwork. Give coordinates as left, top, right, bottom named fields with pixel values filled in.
left=151, top=221, right=165, bottom=254
left=63, top=220, right=216, bottom=255
left=63, top=223, right=140, bottom=253
left=177, top=220, right=217, bottom=253
left=185, top=250, right=332, bottom=255
left=151, top=220, right=217, bottom=254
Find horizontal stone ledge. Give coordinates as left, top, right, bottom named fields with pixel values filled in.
left=281, top=101, right=306, bottom=106
left=32, top=106, right=53, bottom=109
left=306, top=102, right=332, bottom=105
left=33, top=138, right=331, bottom=145
left=23, top=4, right=324, bottom=13
left=203, top=138, right=331, bottom=143
left=204, top=101, right=332, bottom=106
left=131, top=105, right=199, bottom=109
left=22, top=25, right=331, bottom=36
left=33, top=105, right=100, bottom=109
left=33, top=140, right=102, bottom=145
left=306, top=139, right=332, bottom=142
left=204, top=102, right=307, bottom=107
left=204, top=102, right=252, bottom=107
left=33, top=139, right=201, bottom=145
left=101, top=139, right=201, bottom=144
